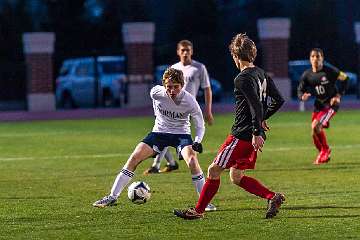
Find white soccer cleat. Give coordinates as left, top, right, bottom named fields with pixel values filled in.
left=205, top=203, right=217, bottom=212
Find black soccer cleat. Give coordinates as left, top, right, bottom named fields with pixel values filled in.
left=266, top=193, right=285, bottom=219
left=143, top=166, right=160, bottom=175
left=160, top=162, right=179, bottom=173
left=173, top=208, right=204, bottom=220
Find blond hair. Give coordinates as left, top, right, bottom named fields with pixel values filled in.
left=162, top=68, right=184, bottom=86
left=229, top=33, right=257, bottom=62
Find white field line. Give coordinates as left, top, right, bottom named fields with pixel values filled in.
left=0, top=144, right=359, bottom=162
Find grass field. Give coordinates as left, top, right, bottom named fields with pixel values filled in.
left=0, top=110, right=359, bottom=239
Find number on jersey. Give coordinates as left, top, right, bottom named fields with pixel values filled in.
left=315, top=85, right=325, bottom=95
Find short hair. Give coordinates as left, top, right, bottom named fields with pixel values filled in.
left=229, top=33, right=257, bottom=62
left=177, top=40, right=193, bottom=49
left=310, top=48, right=324, bottom=57
left=162, top=68, right=184, bottom=86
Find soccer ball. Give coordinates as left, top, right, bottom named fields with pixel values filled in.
left=127, top=181, right=151, bottom=204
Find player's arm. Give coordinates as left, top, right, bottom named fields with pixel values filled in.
left=200, top=65, right=214, bottom=125
left=297, top=72, right=311, bottom=101
left=190, top=97, right=205, bottom=144
left=329, top=70, right=348, bottom=106
left=150, top=85, right=163, bottom=100
left=264, top=75, right=285, bottom=120
left=203, top=87, right=214, bottom=125
left=336, top=71, right=349, bottom=96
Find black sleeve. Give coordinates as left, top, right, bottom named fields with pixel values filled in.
left=264, top=75, right=285, bottom=120
left=337, top=77, right=348, bottom=96
left=331, top=67, right=348, bottom=96
left=235, top=75, right=263, bottom=136
left=297, top=71, right=308, bottom=99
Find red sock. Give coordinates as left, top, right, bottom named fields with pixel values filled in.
left=239, top=176, right=275, bottom=200
left=312, top=134, right=322, bottom=151
left=195, top=178, right=220, bottom=213
left=317, top=130, right=329, bottom=150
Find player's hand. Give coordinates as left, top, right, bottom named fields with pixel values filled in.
left=330, top=94, right=341, bottom=106
left=261, top=120, right=270, bottom=131
left=205, top=111, right=214, bottom=126
left=301, top=93, right=311, bottom=101
left=252, top=135, right=264, bottom=152
left=192, top=142, right=203, bottom=153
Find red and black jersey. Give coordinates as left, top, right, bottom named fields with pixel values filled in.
left=297, top=65, right=346, bottom=111
left=231, top=66, right=284, bottom=141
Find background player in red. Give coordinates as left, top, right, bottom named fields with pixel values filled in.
left=173, top=33, right=285, bottom=220
left=297, top=48, right=348, bottom=165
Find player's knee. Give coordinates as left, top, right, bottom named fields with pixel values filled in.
left=229, top=172, right=244, bottom=185
left=229, top=170, right=245, bottom=186
left=207, top=164, right=222, bottom=179
left=187, top=155, right=199, bottom=170
left=312, top=121, right=321, bottom=134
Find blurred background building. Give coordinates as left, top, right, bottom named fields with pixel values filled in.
left=0, top=0, right=359, bottom=110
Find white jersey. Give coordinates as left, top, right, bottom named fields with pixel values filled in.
left=171, top=60, right=210, bottom=97
left=150, top=85, right=205, bottom=143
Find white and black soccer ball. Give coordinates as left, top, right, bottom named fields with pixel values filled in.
left=127, top=181, right=151, bottom=204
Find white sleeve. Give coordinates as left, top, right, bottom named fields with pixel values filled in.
left=200, top=64, right=211, bottom=89
left=150, top=85, right=163, bottom=100
left=190, top=97, right=205, bottom=143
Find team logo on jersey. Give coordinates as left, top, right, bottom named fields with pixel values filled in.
left=157, top=105, right=185, bottom=119
left=320, top=76, right=329, bottom=84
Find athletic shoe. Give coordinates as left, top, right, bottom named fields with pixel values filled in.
left=265, top=193, right=285, bottom=219
left=313, top=151, right=323, bottom=165
left=205, top=203, right=217, bottom=212
left=160, top=162, right=179, bottom=173
left=320, top=148, right=331, bottom=163
left=173, top=207, right=204, bottom=220
left=92, top=195, right=117, bottom=208
left=143, top=166, right=160, bottom=175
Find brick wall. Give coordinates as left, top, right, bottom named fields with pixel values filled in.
left=125, top=43, right=153, bottom=76
left=25, top=54, right=53, bottom=93
left=261, top=39, right=289, bottom=78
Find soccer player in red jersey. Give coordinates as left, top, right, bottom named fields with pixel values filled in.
left=297, top=48, right=348, bottom=165
left=173, top=33, right=285, bottom=220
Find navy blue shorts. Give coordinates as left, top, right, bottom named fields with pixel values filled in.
left=142, top=132, right=193, bottom=156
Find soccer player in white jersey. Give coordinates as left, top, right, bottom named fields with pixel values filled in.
left=93, top=68, right=215, bottom=211
left=144, top=40, right=214, bottom=177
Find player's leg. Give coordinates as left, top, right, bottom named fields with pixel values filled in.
left=161, top=148, right=179, bottom=173
left=143, top=147, right=168, bottom=175
left=228, top=138, right=285, bottom=218
left=181, top=145, right=205, bottom=194
left=317, top=107, right=336, bottom=162
left=173, top=162, right=223, bottom=219
left=93, top=142, right=155, bottom=207
left=312, top=110, right=333, bottom=164
left=174, top=136, right=239, bottom=219
left=311, top=112, right=322, bottom=152
left=230, top=168, right=275, bottom=200
left=181, top=144, right=217, bottom=211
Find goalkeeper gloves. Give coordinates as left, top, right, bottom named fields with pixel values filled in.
left=192, top=142, right=203, bottom=153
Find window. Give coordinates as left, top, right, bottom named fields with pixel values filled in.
left=75, top=62, right=94, bottom=76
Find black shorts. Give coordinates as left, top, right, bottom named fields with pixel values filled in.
left=142, top=132, right=193, bottom=157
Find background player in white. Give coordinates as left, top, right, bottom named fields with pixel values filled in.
left=144, top=40, right=214, bottom=175
left=93, top=68, right=215, bottom=211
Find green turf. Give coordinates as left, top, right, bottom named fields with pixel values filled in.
left=0, top=110, right=359, bottom=239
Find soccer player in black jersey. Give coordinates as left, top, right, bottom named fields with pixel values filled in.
left=298, top=48, right=348, bottom=165
left=174, top=33, right=285, bottom=220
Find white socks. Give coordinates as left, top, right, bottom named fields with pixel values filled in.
left=191, top=172, right=205, bottom=196
left=151, top=147, right=176, bottom=169
left=110, top=168, right=134, bottom=198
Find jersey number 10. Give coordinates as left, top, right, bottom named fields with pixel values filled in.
left=315, top=85, right=325, bottom=95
